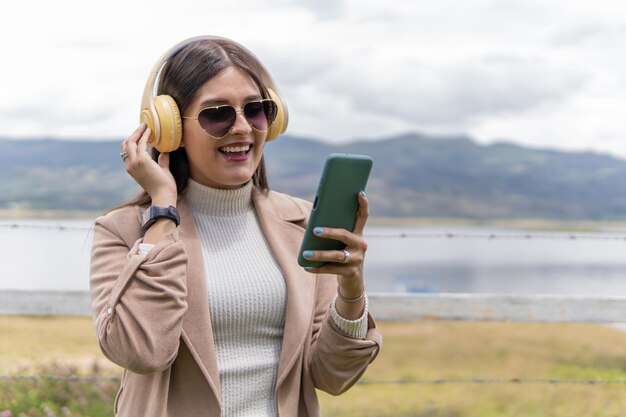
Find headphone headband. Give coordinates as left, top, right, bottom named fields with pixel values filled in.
left=140, top=36, right=288, bottom=152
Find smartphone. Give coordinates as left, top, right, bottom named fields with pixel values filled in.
left=297, top=153, right=373, bottom=268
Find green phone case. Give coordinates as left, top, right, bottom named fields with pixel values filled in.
left=297, top=153, right=373, bottom=268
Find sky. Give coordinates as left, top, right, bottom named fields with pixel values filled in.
left=2, top=0, right=626, bottom=157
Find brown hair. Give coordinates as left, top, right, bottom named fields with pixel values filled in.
left=124, top=38, right=272, bottom=208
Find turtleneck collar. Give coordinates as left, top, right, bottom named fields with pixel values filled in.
left=184, top=179, right=253, bottom=216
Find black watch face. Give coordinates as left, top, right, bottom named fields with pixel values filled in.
left=167, top=206, right=180, bottom=224
left=142, top=206, right=179, bottom=231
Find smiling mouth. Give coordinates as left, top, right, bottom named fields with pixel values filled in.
left=218, top=144, right=252, bottom=155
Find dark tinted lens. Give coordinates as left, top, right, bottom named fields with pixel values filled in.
left=263, top=100, right=278, bottom=125
left=243, top=101, right=268, bottom=130
left=243, top=100, right=278, bottom=131
left=198, top=106, right=236, bottom=137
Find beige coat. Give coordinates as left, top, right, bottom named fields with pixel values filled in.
left=89, top=187, right=382, bottom=417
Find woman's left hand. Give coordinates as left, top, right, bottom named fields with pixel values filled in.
left=302, top=192, right=369, bottom=318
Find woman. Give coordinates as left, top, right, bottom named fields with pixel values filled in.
left=89, top=36, right=381, bottom=417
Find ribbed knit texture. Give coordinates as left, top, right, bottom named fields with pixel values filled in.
left=186, top=179, right=286, bottom=417
left=330, top=294, right=369, bottom=339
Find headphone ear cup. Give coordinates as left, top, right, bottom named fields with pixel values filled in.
left=265, top=88, right=288, bottom=142
left=151, top=95, right=183, bottom=153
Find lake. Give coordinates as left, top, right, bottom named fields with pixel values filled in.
left=2, top=219, right=626, bottom=296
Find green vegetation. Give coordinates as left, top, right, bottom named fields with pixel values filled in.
left=318, top=321, right=626, bottom=416
left=0, top=316, right=119, bottom=417
left=3, top=316, right=626, bottom=416
left=0, top=363, right=118, bottom=417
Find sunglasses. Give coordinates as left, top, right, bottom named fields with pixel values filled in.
left=182, top=99, right=278, bottom=139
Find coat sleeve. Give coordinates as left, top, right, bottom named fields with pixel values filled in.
left=307, top=274, right=382, bottom=396
left=272, top=191, right=382, bottom=395
left=89, top=212, right=188, bottom=374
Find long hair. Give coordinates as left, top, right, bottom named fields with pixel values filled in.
left=124, top=38, right=272, bottom=208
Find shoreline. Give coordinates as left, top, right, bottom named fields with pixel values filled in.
left=4, top=210, right=626, bottom=232
left=368, top=216, right=626, bottom=231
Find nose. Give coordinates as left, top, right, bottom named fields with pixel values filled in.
left=229, top=109, right=252, bottom=136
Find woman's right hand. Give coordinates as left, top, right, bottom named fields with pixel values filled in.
left=121, top=124, right=178, bottom=207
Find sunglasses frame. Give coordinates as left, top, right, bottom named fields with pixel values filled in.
left=182, top=98, right=277, bottom=140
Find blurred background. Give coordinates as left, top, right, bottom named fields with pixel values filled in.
left=2, top=0, right=626, bottom=154
left=3, top=1, right=626, bottom=416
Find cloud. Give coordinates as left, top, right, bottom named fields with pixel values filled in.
left=2, top=0, right=626, bottom=157
left=290, top=53, right=587, bottom=127
left=285, top=0, right=347, bottom=19
left=412, top=55, right=585, bottom=123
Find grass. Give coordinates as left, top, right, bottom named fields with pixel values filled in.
left=3, top=317, right=626, bottom=416
left=0, top=316, right=114, bottom=374
left=0, top=317, right=119, bottom=417
left=318, top=321, right=626, bottom=417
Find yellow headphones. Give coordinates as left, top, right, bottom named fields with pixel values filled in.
left=140, top=35, right=289, bottom=153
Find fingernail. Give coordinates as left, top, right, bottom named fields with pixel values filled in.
left=314, top=227, right=324, bottom=235
left=304, top=267, right=313, bottom=271
left=361, top=191, right=367, bottom=197
left=303, top=251, right=314, bottom=259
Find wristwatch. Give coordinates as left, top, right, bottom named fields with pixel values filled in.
left=141, top=205, right=180, bottom=232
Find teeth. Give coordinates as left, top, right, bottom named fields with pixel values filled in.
left=221, top=145, right=250, bottom=153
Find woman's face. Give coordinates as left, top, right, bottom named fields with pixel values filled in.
left=181, top=66, right=268, bottom=189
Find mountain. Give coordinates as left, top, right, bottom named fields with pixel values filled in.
left=2, top=132, right=626, bottom=220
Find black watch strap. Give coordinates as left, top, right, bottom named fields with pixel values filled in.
left=141, top=205, right=180, bottom=232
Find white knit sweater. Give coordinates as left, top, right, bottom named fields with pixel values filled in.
left=138, top=180, right=368, bottom=417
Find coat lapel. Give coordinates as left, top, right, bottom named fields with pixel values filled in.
left=252, top=188, right=316, bottom=386
left=175, top=188, right=315, bottom=403
left=177, top=198, right=222, bottom=404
